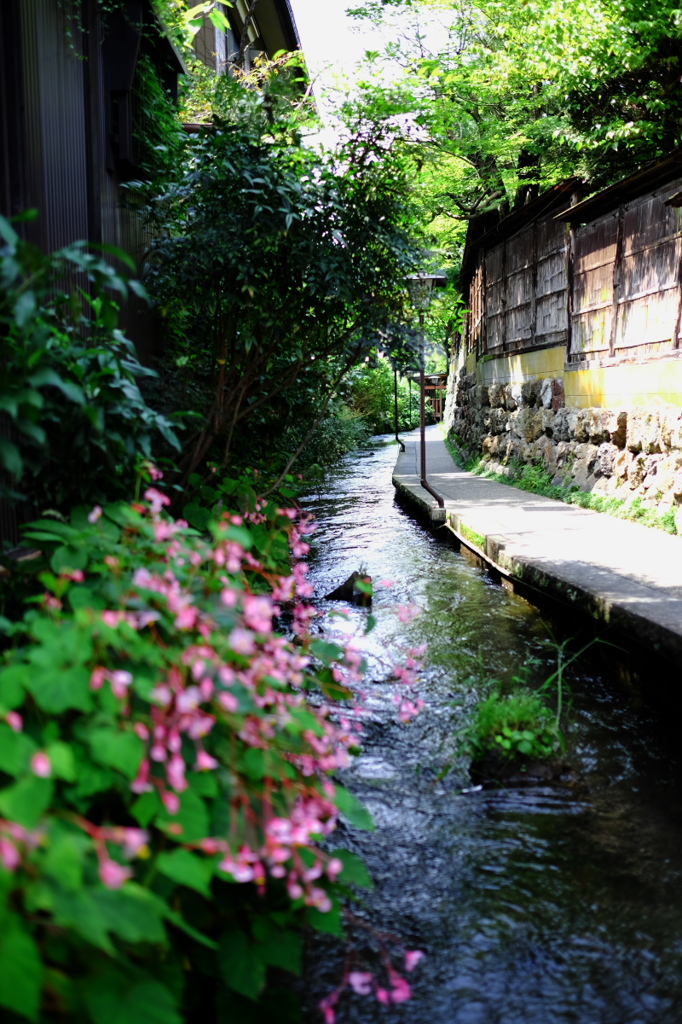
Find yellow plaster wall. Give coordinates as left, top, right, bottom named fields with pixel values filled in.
left=473, top=346, right=682, bottom=409
left=475, top=347, right=565, bottom=386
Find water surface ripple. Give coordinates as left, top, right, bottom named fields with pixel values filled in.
left=300, top=438, right=682, bottom=1024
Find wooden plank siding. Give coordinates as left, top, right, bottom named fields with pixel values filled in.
left=466, top=175, right=682, bottom=368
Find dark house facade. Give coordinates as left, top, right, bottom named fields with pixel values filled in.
left=0, top=0, right=186, bottom=363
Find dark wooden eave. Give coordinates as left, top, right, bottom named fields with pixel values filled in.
left=555, top=147, right=682, bottom=224
left=460, top=177, right=580, bottom=291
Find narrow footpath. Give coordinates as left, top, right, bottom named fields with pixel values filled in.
left=393, top=424, right=682, bottom=665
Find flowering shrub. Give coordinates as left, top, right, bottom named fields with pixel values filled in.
left=0, top=485, right=387, bottom=1023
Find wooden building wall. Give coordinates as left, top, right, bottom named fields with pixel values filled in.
left=466, top=177, right=682, bottom=370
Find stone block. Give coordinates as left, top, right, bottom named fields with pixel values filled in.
left=596, top=443, right=617, bottom=477
left=552, top=408, right=570, bottom=442
left=628, top=454, right=647, bottom=489
left=613, top=450, right=631, bottom=480
left=540, top=409, right=555, bottom=436
left=521, top=379, right=542, bottom=408
left=601, top=409, right=627, bottom=448
left=488, top=408, right=508, bottom=434
left=536, top=435, right=557, bottom=474
left=488, top=383, right=506, bottom=408
left=551, top=378, right=565, bottom=412
left=627, top=407, right=661, bottom=455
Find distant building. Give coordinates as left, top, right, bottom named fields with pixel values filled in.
left=447, top=152, right=682, bottom=516
left=0, top=0, right=302, bottom=363
left=193, top=0, right=300, bottom=74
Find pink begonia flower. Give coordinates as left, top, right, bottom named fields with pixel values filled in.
left=131, top=759, right=153, bottom=794
left=109, top=670, right=132, bottom=698
left=31, top=752, right=51, bottom=778
left=134, top=722, right=150, bottom=741
left=161, top=790, right=180, bottom=814
left=195, top=749, right=219, bottom=771
left=122, top=829, right=149, bottom=858
left=99, top=858, right=132, bottom=889
left=388, top=971, right=411, bottom=1003
left=0, top=837, right=20, bottom=871
left=167, top=755, right=188, bottom=792
left=348, top=972, right=374, bottom=996
left=397, top=604, right=420, bottom=624
left=88, top=505, right=103, bottom=523
left=6, top=712, right=22, bottom=733
left=243, top=594, right=273, bottom=633
left=381, top=579, right=396, bottom=588
left=326, top=857, right=344, bottom=880
left=149, top=464, right=164, bottom=481
left=319, top=996, right=338, bottom=1024
left=376, top=988, right=391, bottom=1006
left=220, top=858, right=254, bottom=883
left=62, top=569, right=85, bottom=582
left=220, top=588, right=238, bottom=607
left=404, top=949, right=425, bottom=972
left=144, top=487, right=171, bottom=513
left=228, top=627, right=256, bottom=656
left=199, top=679, right=214, bottom=701
left=90, top=667, right=107, bottom=690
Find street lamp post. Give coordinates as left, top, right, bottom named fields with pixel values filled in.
left=407, top=272, right=448, bottom=509
left=394, top=366, right=405, bottom=453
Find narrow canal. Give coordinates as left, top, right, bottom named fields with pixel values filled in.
left=300, top=435, right=682, bottom=1024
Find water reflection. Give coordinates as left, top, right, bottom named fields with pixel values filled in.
left=301, top=437, right=682, bottom=1024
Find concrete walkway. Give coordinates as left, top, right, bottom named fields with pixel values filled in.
left=393, top=425, right=682, bottom=664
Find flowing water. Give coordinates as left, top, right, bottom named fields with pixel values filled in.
left=299, top=436, right=682, bottom=1024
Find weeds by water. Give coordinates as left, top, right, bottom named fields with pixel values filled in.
left=456, top=636, right=601, bottom=776
left=442, top=432, right=678, bottom=535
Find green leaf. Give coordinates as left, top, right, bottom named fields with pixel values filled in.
left=242, top=747, right=266, bottom=780
left=94, top=885, right=167, bottom=945
left=27, top=368, right=85, bottom=404
left=45, top=741, right=76, bottom=781
left=0, top=724, right=36, bottom=776
left=162, top=907, right=219, bottom=949
left=307, top=900, right=344, bottom=936
left=182, top=503, right=212, bottom=531
left=254, top=924, right=303, bottom=975
left=156, top=848, right=214, bottom=897
left=49, top=886, right=115, bottom=954
left=42, top=831, right=85, bottom=892
left=0, top=665, right=28, bottom=709
left=27, top=666, right=93, bottom=714
left=218, top=927, right=266, bottom=1001
left=131, top=791, right=161, bottom=827
left=310, top=639, right=344, bottom=665
left=156, top=789, right=209, bottom=843
left=0, top=917, right=42, bottom=1021
left=0, top=776, right=52, bottom=828
left=0, top=215, right=19, bottom=246
left=85, top=977, right=181, bottom=1024
left=224, top=524, right=252, bottom=549
left=0, top=438, right=22, bottom=477
left=330, top=848, right=373, bottom=889
left=50, top=545, right=89, bottom=573
left=88, top=728, right=145, bottom=778
left=332, top=785, right=375, bottom=831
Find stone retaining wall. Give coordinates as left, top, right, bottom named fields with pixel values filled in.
left=447, top=367, right=682, bottom=517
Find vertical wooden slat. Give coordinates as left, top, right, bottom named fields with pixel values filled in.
left=566, top=223, right=575, bottom=360
left=529, top=220, right=538, bottom=348
left=608, top=205, right=624, bottom=358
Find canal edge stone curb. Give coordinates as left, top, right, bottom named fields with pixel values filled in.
left=392, top=429, right=682, bottom=666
